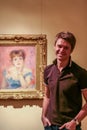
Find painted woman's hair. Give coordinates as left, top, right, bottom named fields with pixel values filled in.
left=10, top=49, right=26, bottom=60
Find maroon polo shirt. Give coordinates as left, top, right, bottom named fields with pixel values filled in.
left=44, top=59, right=87, bottom=126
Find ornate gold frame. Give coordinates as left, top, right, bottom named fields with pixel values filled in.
left=0, top=34, right=47, bottom=99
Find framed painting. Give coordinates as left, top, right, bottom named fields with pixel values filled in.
left=0, top=34, right=47, bottom=99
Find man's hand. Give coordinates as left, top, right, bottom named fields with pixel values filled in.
left=41, top=116, right=51, bottom=127
left=59, top=120, right=77, bottom=130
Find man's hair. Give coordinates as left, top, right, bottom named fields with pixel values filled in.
left=55, top=31, right=76, bottom=51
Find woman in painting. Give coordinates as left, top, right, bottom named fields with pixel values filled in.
left=1, top=49, right=34, bottom=89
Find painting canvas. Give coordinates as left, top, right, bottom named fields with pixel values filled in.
left=0, top=34, right=47, bottom=99
left=0, top=46, right=36, bottom=89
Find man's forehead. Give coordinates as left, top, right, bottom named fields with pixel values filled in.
left=56, top=38, right=71, bottom=46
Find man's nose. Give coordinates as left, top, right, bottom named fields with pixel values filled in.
left=60, top=47, right=65, bottom=52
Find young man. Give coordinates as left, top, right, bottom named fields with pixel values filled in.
left=41, top=32, right=87, bottom=130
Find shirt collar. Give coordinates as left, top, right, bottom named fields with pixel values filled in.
left=53, top=57, right=72, bottom=68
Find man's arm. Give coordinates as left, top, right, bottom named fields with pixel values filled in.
left=74, top=89, right=87, bottom=122
left=59, top=89, right=87, bottom=130
left=41, top=85, right=51, bottom=126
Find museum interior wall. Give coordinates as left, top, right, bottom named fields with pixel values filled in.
left=0, top=0, right=87, bottom=130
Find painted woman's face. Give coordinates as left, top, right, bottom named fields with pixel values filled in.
left=12, top=56, right=24, bottom=68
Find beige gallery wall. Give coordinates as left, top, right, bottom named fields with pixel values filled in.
left=0, top=0, right=87, bottom=130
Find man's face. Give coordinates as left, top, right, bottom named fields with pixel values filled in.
left=54, top=38, right=72, bottom=62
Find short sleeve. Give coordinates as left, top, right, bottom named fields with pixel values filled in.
left=44, top=64, right=53, bottom=85
left=79, top=69, right=87, bottom=90
left=44, top=67, right=48, bottom=85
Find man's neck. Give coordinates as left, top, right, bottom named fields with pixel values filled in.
left=57, top=58, right=69, bottom=72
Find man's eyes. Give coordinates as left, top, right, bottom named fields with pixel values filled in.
left=58, top=45, right=69, bottom=50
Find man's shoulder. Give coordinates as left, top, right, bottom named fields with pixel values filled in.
left=44, top=64, right=56, bottom=78
left=72, top=61, right=87, bottom=74
left=45, top=64, right=55, bottom=71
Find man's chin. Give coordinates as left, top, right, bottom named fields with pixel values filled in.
left=57, top=57, right=65, bottom=61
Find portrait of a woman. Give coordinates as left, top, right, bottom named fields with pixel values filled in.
left=1, top=49, right=34, bottom=89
